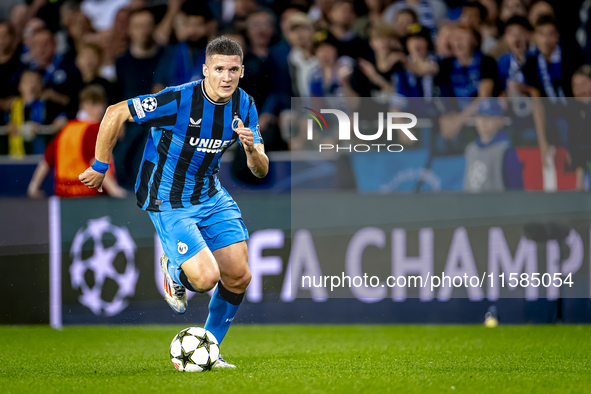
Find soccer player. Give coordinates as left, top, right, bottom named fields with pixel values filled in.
left=79, top=37, right=269, bottom=368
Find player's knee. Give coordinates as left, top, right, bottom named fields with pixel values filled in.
left=225, top=268, right=251, bottom=292
left=187, top=265, right=220, bottom=292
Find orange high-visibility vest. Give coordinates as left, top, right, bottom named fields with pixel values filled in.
left=54, top=120, right=99, bottom=197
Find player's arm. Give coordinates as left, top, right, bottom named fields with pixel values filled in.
left=79, top=101, right=133, bottom=192
left=235, top=119, right=269, bottom=178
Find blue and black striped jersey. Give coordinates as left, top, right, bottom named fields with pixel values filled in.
left=128, top=80, right=262, bottom=211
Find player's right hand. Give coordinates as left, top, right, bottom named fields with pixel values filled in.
left=79, top=167, right=106, bottom=193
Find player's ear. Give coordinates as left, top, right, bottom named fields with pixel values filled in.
left=203, top=63, right=208, bottom=78
left=240, top=65, right=244, bottom=78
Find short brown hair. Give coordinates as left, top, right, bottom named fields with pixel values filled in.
left=206, top=36, right=244, bottom=64
left=79, top=84, right=107, bottom=104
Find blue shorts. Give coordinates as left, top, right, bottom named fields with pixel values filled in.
left=149, top=188, right=249, bottom=285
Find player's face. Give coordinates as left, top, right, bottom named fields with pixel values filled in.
left=203, top=55, right=244, bottom=101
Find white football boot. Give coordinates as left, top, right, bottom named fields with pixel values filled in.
left=214, top=355, right=236, bottom=368
left=160, top=254, right=187, bottom=314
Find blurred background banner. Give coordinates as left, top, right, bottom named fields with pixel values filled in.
left=2, top=193, right=591, bottom=326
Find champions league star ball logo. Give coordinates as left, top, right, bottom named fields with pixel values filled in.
left=141, top=97, right=157, bottom=112
left=69, top=217, right=139, bottom=316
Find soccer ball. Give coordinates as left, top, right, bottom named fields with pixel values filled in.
left=170, top=327, right=220, bottom=372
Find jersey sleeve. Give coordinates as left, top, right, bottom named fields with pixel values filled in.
left=246, top=99, right=262, bottom=144
left=127, top=87, right=180, bottom=128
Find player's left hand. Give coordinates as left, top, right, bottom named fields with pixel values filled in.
left=234, top=119, right=255, bottom=153
left=79, top=167, right=106, bottom=192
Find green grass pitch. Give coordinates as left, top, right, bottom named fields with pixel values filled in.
left=0, top=325, right=589, bottom=393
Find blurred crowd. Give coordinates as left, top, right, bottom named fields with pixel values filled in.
left=1, top=0, right=591, bottom=193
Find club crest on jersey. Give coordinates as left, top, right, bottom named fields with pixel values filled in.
left=188, top=137, right=234, bottom=153
left=141, top=97, right=157, bottom=112
left=231, top=115, right=242, bottom=131
left=177, top=241, right=188, bottom=255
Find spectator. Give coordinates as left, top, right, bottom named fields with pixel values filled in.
left=115, top=8, right=162, bottom=99
left=29, top=29, right=83, bottom=120
left=81, top=0, right=132, bottom=32
left=309, top=31, right=350, bottom=98
left=499, top=0, right=527, bottom=24
left=75, top=43, right=116, bottom=105
left=325, top=0, right=373, bottom=61
left=528, top=0, right=554, bottom=29
left=20, top=17, right=46, bottom=66
left=570, top=65, right=591, bottom=190
left=6, top=70, right=67, bottom=156
left=459, top=1, right=499, bottom=54
left=54, top=0, right=83, bottom=63
left=291, top=30, right=354, bottom=148
left=220, top=0, right=259, bottom=33
left=27, top=84, right=126, bottom=198
left=392, top=23, right=438, bottom=99
left=309, top=0, right=337, bottom=31
left=464, top=99, right=523, bottom=192
left=258, top=8, right=301, bottom=145
left=352, top=0, right=391, bottom=39
left=392, top=8, right=419, bottom=39
left=287, top=13, right=318, bottom=98
left=0, top=0, right=24, bottom=22
left=479, top=0, right=499, bottom=23
left=240, top=9, right=275, bottom=108
left=383, top=0, right=448, bottom=34
left=436, top=25, right=501, bottom=99
left=355, top=23, right=406, bottom=96
left=9, top=3, right=29, bottom=39
left=113, top=8, right=163, bottom=190
left=0, top=22, right=24, bottom=123
left=99, top=7, right=131, bottom=81
left=153, top=2, right=213, bottom=91
left=523, top=14, right=581, bottom=100
left=435, top=21, right=456, bottom=59
left=67, top=10, right=95, bottom=51
left=391, top=23, right=438, bottom=146
left=459, top=1, right=487, bottom=30
left=497, top=16, right=533, bottom=93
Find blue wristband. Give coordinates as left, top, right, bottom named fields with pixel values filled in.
left=91, top=159, right=109, bottom=174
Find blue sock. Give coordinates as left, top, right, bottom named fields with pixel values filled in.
left=204, top=281, right=244, bottom=344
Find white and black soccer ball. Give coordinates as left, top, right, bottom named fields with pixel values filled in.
left=170, top=327, right=220, bottom=372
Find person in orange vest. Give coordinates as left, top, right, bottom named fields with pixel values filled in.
left=27, top=84, right=127, bottom=198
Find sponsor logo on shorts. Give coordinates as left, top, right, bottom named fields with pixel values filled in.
left=177, top=241, right=188, bottom=255
left=132, top=98, right=145, bottom=119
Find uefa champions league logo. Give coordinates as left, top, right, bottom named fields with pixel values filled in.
left=69, top=217, right=139, bottom=316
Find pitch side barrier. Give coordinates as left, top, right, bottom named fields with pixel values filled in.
left=1, top=192, right=591, bottom=326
